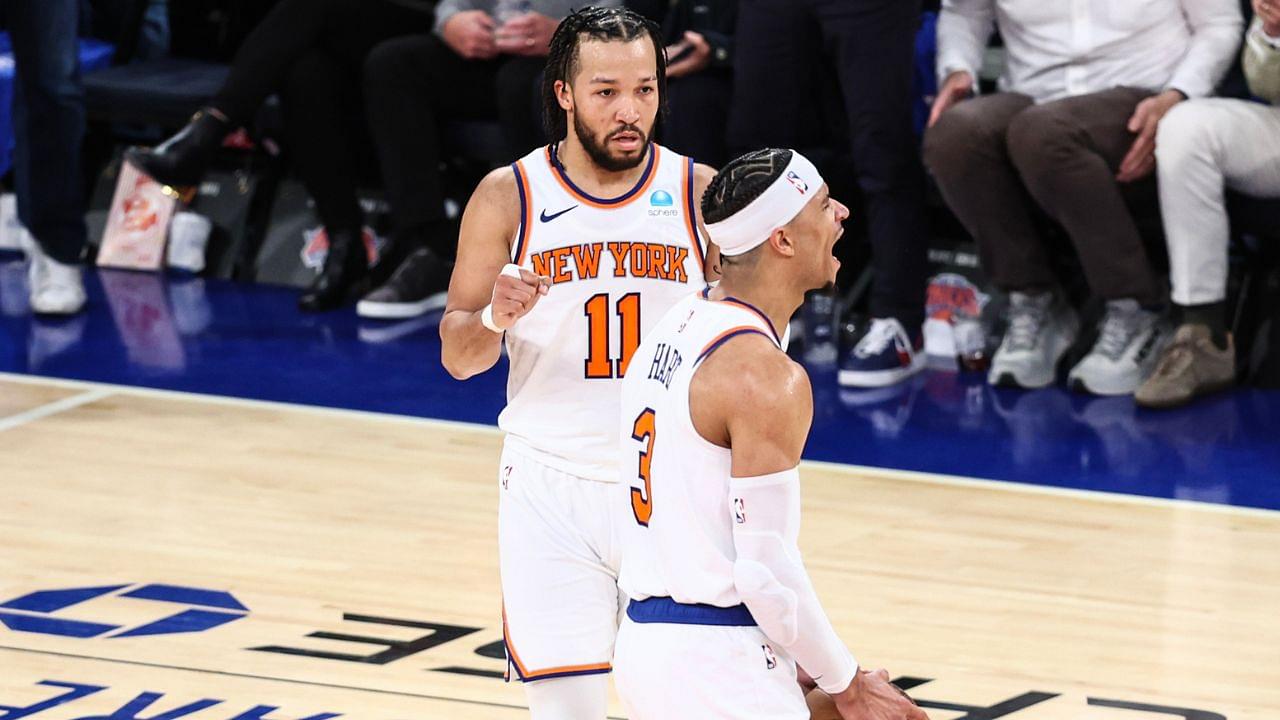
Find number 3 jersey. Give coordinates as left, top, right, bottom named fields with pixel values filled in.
left=616, top=289, right=785, bottom=607
left=498, top=143, right=708, bottom=483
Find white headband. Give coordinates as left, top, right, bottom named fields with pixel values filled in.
left=706, top=151, right=824, bottom=257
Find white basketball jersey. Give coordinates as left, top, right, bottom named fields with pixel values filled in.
left=498, top=143, right=708, bottom=482
left=616, top=290, right=785, bottom=607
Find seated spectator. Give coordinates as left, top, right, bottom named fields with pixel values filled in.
left=729, top=0, right=931, bottom=390
left=128, top=0, right=439, bottom=312
left=924, top=0, right=1242, bottom=395
left=355, top=0, right=622, bottom=321
left=1136, top=2, right=1280, bottom=409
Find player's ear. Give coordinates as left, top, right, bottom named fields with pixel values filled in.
left=555, top=79, right=573, bottom=112
left=770, top=227, right=796, bottom=258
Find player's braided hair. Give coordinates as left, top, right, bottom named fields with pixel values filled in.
left=541, top=6, right=668, bottom=142
left=700, top=149, right=794, bottom=265
left=701, top=148, right=794, bottom=225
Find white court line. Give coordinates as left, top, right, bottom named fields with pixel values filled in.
left=0, top=386, right=115, bottom=433
left=2, top=371, right=1278, bottom=520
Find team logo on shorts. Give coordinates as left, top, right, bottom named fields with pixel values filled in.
left=762, top=644, right=777, bottom=670
left=649, top=190, right=674, bottom=207
left=785, top=171, right=809, bottom=194
left=733, top=498, right=746, bottom=524
left=502, top=466, right=512, bottom=490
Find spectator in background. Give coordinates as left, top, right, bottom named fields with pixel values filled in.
left=729, top=0, right=932, bottom=390
left=3, top=0, right=88, bottom=315
left=655, top=0, right=736, bottom=167
left=354, top=0, right=623, bottom=321
left=127, top=0, right=439, bottom=312
left=1136, top=1, right=1280, bottom=409
left=925, top=0, right=1242, bottom=395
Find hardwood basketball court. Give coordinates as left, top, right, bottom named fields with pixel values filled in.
left=2, top=373, right=1277, bottom=720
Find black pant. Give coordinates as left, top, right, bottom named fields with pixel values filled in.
left=3, top=0, right=87, bottom=264
left=363, top=35, right=544, bottom=249
left=211, top=0, right=433, bottom=126
left=209, top=0, right=432, bottom=235
left=277, top=50, right=369, bottom=235
left=730, top=0, right=928, bottom=329
left=664, top=71, right=733, bottom=168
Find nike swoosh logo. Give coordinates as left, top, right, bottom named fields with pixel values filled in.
left=540, top=205, right=578, bottom=223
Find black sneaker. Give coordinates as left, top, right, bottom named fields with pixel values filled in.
left=356, top=247, right=452, bottom=319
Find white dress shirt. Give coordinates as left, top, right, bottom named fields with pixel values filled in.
left=938, top=0, right=1243, bottom=103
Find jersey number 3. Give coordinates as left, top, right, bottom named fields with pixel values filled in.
left=631, top=408, right=656, bottom=526
left=584, top=293, right=641, bottom=379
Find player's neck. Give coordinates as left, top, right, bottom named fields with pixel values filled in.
left=554, top=137, right=651, bottom=196
left=712, top=271, right=804, bottom=340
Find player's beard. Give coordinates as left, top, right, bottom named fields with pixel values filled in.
left=574, top=114, right=650, bottom=173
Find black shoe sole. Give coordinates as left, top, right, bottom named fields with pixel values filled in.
left=124, top=148, right=203, bottom=189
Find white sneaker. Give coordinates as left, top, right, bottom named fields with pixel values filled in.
left=987, top=291, right=1078, bottom=389
left=27, top=243, right=86, bottom=315
left=1068, top=299, right=1166, bottom=396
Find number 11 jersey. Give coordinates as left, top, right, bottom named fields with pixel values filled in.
left=498, top=143, right=708, bottom=483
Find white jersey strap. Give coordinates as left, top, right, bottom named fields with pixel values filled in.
left=693, top=288, right=784, bottom=367
left=729, top=468, right=859, bottom=695
left=681, top=155, right=708, bottom=275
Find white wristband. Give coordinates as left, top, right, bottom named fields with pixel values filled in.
left=480, top=304, right=503, bottom=333
left=481, top=264, right=528, bottom=333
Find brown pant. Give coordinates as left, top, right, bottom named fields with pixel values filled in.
left=923, top=88, right=1162, bottom=304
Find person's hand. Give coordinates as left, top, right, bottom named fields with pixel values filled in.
left=796, top=665, right=820, bottom=693
left=488, top=267, right=551, bottom=330
left=1117, top=89, right=1184, bottom=183
left=494, top=12, right=558, bottom=57
left=442, top=10, right=498, bottom=60
left=832, top=668, right=929, bottom=720
left=927, top=70, right=975, bottom=128
left=1255, top=0, right=1280, bottom=37
left=666, top=31, right=712, bottom=78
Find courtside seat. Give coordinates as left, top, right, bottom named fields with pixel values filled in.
left=443, top=119, right=510, bottom=169
left=84, top=57, right=229, bottom=127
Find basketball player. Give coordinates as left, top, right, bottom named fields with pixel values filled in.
left=439, top=7, right=715, bottom=718
left=613, top=148, right=928, bottom=720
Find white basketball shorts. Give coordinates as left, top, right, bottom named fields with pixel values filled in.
left=498, top=439, right=628, bottom=682
left=614, top=602, right=809, bottom=719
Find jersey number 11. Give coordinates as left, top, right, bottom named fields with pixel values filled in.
left=584, top=293, right=641, bottom=379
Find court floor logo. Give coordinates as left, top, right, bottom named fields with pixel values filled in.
left=0, top=583, right=248, bottom=639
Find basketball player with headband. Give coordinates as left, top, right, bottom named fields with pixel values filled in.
left=614, top=147, right=928, bottom=720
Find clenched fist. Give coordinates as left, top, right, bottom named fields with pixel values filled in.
left=488, top=263, right=551, bottom=331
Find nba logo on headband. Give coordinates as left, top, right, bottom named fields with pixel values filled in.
left=785, top=171, right=808, bottom=194
left=706, top=150, right=825, bottom=256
